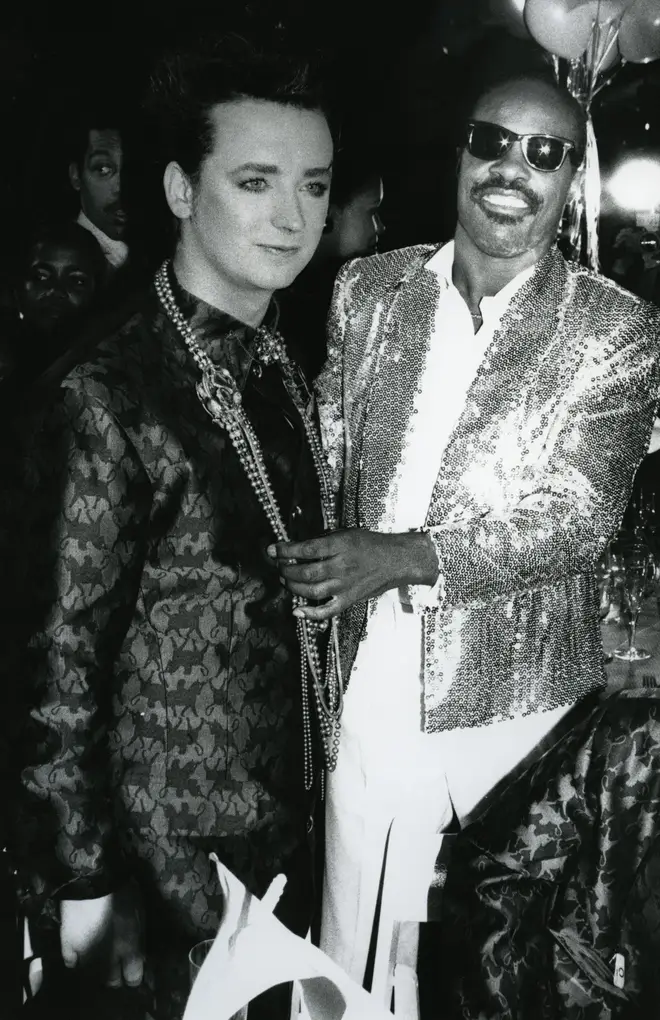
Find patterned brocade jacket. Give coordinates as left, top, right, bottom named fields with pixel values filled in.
left=316, top=242, right=660, bottom=731
left=1, top=279, right=323, bottom=940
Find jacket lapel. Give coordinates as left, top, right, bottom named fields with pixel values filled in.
left=426, top=246, right=569, bottom=525
left=356, top=256, right=443, bottom=530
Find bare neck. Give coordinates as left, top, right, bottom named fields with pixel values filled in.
left=172, top=248, right=270, bottom=328
left=452, top=224, right=546, bottom=314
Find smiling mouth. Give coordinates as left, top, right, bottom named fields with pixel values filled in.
left=478, top=189, right=534, bottom=215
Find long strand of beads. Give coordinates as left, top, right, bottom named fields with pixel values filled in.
left=155, top=260, right=343, bottom=789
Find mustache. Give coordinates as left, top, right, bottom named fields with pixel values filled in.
left=471, top=174, right=541, bottom=213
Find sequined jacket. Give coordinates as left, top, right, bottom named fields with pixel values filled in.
left=1, top=281, right=324, bottom=944
left=316, top=243, right=660, bottom=731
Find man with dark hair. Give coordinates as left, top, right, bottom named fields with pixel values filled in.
left=5, top=37, right=336, bottom=1020
left=272, top=69, right=660, bottom=1010
left=68, top=103, right=130, bottom=273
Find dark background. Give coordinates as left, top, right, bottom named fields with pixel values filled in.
left=1, top=0, right=660, bottom=266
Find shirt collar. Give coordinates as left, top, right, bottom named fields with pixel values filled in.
left=77, top=210, right=129, bottom=269
left=166, top=264, right=281, bottom=388
left=426, top=239, right=537, bottom=321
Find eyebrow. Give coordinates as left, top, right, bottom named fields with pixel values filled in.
left=87, top=149, right=115, bottom=160
left=233, top=162, right=333, bottom=177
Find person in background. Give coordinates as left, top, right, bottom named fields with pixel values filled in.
left=320, top=145, right=385, bottom=261
left=2, top=37, right=336, bottom=1020
left=279, top=142, right=385, bottom=378
left=0, top=221, right=105, bottom=392
left=68, top=105, right=130, bottom=275
left=273, top=66, right=660, bottom=1014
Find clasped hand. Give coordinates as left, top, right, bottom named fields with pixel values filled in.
left=268, top=527, right=438, bottom=622
left=60, top=883, right=144, bottom=988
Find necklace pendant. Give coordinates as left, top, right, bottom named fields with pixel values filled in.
left=202, top=365, right=241, bottom=405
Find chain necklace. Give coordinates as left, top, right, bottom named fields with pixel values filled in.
left=154, top=261, right=343, bottom=790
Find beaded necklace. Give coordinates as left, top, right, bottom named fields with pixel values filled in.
left=154, top=261, right=343, bottom=790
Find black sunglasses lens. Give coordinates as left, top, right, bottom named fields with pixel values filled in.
left=524, top=135, right=566, bottom=171
left=468, top=123, right=511, bottom=161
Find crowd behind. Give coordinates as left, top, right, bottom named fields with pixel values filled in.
left=0, top=88, right=385, bottom=401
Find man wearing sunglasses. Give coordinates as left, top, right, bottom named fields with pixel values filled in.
left=272, top=69, right=660, bottom=1010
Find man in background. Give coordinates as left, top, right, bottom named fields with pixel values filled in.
left=280, top=140, right=385, bottom=377
left=68, top=104, right=130, bottom=275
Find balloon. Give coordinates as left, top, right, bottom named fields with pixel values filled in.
left=525, top=0, right=599, bottom=59
left=619, top=0, right=660, bottom=63
left=574, top=0, right=637, bottom=16
left=489, top=0, right=530, bottom=39
left=525, top=0, right=633, bottom=60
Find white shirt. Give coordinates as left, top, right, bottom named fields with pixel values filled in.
left=77, top=210, right=129, bottom=270
left=339, top=241, right=536, bottom=823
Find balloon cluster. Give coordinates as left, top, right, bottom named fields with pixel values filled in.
left=524, top=0, right=659, bottom=67
left=490, top=0, right=660, bottom=269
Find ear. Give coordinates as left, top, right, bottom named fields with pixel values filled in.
left=69, top=162, right=81, bottom=192
left=163, top=161, right=194, bottom=221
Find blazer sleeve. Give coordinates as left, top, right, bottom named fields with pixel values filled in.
left=421, top=310, right=660, bottom=608
left=6, top=386, right=152, bottom=903
left=314, top=260, right=356, bottom=500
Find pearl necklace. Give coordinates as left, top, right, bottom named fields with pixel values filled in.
left=154, top=261, right=343, bottom=790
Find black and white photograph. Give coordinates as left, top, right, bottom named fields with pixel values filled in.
left=2, top=1, right=660, bottom=1017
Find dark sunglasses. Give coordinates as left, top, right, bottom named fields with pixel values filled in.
left=466, top=120, right=579, bottom=173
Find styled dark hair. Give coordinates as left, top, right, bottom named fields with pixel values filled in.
left=66, top=99, right=128, bottom=169
left=145, top=34, right=339, bottom=183
left=20, top=221, right=107, bottom=285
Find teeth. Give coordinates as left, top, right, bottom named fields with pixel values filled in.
left=482, top=193, right=528, bottom=209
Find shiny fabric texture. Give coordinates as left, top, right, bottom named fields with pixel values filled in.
left=0, top=283, right=324, bottom=1014
left=316, top=242, right=660, bottom=730
left=428, top=690, right=660, bottom=1019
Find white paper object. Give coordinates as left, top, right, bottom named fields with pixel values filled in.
left=182, top=854, right=397, bottom=1020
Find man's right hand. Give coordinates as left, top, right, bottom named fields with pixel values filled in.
left=60, top=884, right=144, bottom=988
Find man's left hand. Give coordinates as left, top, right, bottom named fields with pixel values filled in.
left=268, top=529, right=438, bottom=622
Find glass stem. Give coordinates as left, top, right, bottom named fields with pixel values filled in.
left=629, top=612, right=640, bottom=653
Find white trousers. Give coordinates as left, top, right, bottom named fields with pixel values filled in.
left=320, top=699, right=572, bottom=985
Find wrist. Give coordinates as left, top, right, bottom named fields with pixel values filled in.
left=396, top=531, right=439, bottom=587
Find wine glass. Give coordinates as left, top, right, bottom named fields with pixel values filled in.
left=594, top=546, right=615, bottom=620
left=612, top=541, right=653, bottom=661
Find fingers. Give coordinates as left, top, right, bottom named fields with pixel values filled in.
left=105, top=956, right=123, bottom=989
left=285, top=578, right=341, bottom=601
left=60, top=894, right=114, bottom=969
left=105, top=950, right=144, bottom=989
left=113, top=885, right=144, bottom=988
left=279, top=560, right=334, bottom=584
left=60, top=889, right=144, bottom=989
left=61, top=945, right=78, bottom=969
left=268, top=535, right=337, bottom=561
left=121, top=952, right=145, bottom=988
left=293, top=597, right=342, bottom=622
